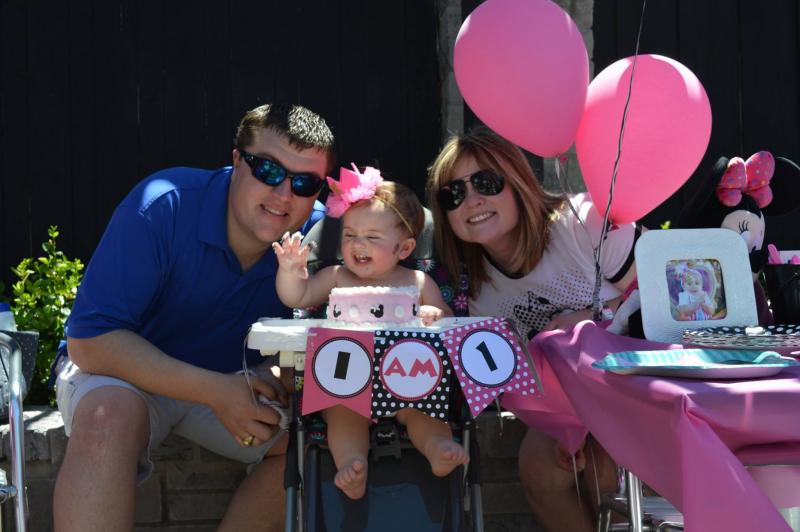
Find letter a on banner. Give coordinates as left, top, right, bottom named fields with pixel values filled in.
left=302, top=328, right=374, bottom=419
left=441, top=318, right=541, bottom=416
left=372, top=330, right=452, bottom=420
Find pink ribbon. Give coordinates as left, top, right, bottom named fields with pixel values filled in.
left=325, top=163, right=384, bottom=218
left=716, top=151, right=774, bottom=208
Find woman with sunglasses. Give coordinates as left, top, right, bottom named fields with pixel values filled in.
left=427, top=126, right=639, bottom=532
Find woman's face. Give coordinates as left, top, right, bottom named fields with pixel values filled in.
left=445, top=155, right=520, bottom=259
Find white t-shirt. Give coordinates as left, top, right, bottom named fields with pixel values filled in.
left=469, top=194, right=637, bottom=340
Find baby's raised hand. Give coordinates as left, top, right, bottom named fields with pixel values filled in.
left=273, top=231, right=312, bottom=279
left=418, top=305, right=444, bottom=326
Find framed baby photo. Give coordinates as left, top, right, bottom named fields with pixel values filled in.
left=635, top=229, right=757, bottom=343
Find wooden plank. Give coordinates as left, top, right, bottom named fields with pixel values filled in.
left=362, top=1, right=407, bottom=181
left=592, top=0, right=618, bottom=73
left=162, top=0, right=209, bottom=167
left=68, top=0, right=99, bottom=262
left=645, top=0, right=744, bottom=230
left=26, top=0, right=74, bottom=257
left=752, top=1, right=800, bottom=250
left=295, top=0, right=342, bottom=166
left=403, top=2, right=441, bottom=197
left=200, top=0, right=233, bottom=170
left=272, top=3, right=299, bottom=105
left=229, top=0, right=276, bottom=120
left=740, top=0, right=799, bottom=158
left=461, top=0, right=482, bottom=131
left=136, top=0, right=167, bottom=178
left=0, top=0, right=30, bottom=289
left=337, top=0, right=370, bottom=168
left=92, top=0, right=140, bottom=236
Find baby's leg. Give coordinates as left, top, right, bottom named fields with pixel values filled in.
left=396, top=408, right=469, bottom=477
left=322, top=405, right=370, bottom=499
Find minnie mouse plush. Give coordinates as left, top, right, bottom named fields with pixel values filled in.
left=608, top=152, right=800, bottom=335
left=676, top=152, right=800, bottom=276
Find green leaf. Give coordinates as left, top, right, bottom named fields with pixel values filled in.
left=10, top=225, right=84, bottom=405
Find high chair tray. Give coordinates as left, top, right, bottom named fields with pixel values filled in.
left=593, top=348, right=799, bottom=379
left=248, top=317, right=491, bottom=354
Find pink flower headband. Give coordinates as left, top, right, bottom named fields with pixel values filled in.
left=325, top=163, right=415, bottom=236
left=716, top=151, right=774, bottom=209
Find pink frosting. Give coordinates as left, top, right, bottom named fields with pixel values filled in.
left=327, top=286, right=419, bottom=324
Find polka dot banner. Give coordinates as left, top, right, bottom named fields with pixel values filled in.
left=372, top=329, right=452, bottom=420
left=441, top=318, right=541, bottom=416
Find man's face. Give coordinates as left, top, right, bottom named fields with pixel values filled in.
left=228, top=128, right=328, bottom=258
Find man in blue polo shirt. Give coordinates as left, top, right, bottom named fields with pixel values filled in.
left=52, top=103, right=333, bottom=531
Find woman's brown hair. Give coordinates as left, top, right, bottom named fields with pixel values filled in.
left=427, top=126, right=566, bottom=299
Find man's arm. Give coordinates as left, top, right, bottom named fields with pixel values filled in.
left=68, top=329, right=283, bottom=444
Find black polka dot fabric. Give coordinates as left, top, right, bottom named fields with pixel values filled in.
left=371, top=329, right=452, bottom=420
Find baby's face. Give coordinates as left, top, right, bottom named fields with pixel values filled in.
left=340, top=201, right=413, bottom=282
left=684, top=275, right=702, bottom=294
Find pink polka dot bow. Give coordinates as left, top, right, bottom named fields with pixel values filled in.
left=716, top=151, right=774, bottom=208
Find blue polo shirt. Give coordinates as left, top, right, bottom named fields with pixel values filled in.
left=64, top=166, right=325, bottom=373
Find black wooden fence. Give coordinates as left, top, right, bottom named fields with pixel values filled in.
left=0, top=1, right=441, bottom=291
left=594, top=0, right=800, bottom=247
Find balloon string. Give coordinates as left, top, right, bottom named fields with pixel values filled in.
left=592, top=0, right=648, bottom=320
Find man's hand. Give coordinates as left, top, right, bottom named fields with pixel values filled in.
left=272, top=231, right=312, bottom=279
left=418, top=304, right=444, bottom=326
left=205, top=372, right=288, bottom=447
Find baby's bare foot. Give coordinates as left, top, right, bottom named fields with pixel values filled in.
left=334, top=458, right=368, bottom=499
left=425, top=437, right=469, bottom=477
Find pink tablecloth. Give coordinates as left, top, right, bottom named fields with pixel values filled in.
left=502, top=321, right=800, bottom=532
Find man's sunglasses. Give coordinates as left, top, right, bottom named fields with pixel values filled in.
left=239, top=149, right=324, bottom=197
left=436, top=170, right=505, bottom=211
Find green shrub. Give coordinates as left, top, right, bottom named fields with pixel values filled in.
left=10, top=226, right=84, bottom=404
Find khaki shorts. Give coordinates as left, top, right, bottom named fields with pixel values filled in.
left=55, top=359, right=284, bottom=484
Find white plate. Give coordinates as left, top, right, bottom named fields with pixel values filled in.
left=683, top=324, right=800, bottom=351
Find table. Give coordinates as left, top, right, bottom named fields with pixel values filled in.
left=502, top=321, right=800, bottom=532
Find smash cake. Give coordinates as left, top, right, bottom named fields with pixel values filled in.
left=326, top=285, right=421, bottom=326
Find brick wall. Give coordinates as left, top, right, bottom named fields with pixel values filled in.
left=0, top=408, right=542, bottom=532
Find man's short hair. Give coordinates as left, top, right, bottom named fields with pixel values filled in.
left=235, top=103, right=335, bottom=174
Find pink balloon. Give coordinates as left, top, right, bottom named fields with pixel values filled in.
left=576, top=54, right=712, bottom=224
left=454, top=0, right=589, bottom=157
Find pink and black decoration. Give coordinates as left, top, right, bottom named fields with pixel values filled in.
left=441, top=318, right=540, bottom=416
left=302, top=328, right=375, bottom=418
left=301, top=321, right=541, bottom=420
left=371, top=330, right=452, bottom=420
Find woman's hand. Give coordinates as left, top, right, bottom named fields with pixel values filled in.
left=541, top=308, right=594, bottom=332
left=418, top=304, right=444, bottom=326
left=272, top=231, right=312, bottom=279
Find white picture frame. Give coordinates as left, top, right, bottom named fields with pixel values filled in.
left=635, top=229, right=758, bottom=343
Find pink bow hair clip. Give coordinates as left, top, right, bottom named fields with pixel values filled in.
left=325, top=163, right=384, bottom=218
left=716, top=151, right=774, bottom=208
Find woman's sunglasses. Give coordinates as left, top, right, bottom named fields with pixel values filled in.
left=239, top=149, right=324, bottom=197
left=437, top=170, right=505, bottom=211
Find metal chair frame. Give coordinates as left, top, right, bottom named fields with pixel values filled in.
left=0, top=333, right=28, bottom=532
left=280, top=350, right=484, bottom=532
left=597, top=468, right=683, bottom=532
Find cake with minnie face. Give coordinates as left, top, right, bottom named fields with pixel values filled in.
left=327, top=285, right=420, bottom=325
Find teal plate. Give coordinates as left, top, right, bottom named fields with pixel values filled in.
left=592, top=349, right=799, bottom=379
